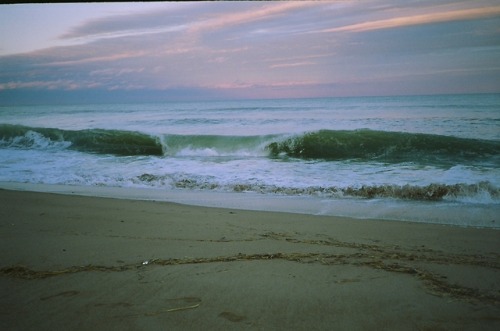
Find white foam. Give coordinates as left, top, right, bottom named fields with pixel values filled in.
left=1, top=130, right=70, bottom=150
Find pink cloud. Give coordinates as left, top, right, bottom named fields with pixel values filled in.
left=270, top=61, right=316, bottom=69
left=90, top=67, right=145, bottom=76
left=40, top=51, right=147, bottom=66
left=322, top=6, right=500, bottom=33
left=188, top=2, right=316, bottom=34
left=210, top=80, right=322, bottom=90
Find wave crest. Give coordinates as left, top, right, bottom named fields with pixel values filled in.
left=0, top=124, right=162, bottom=156
left=2, top=125, right=499, bottom=165
left=266, top=129, right=500, bottom=164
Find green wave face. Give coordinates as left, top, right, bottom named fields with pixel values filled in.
left=65, top=129, right=163, bottom=156
left=0, top=124, right=163, bottom=156
left=2, top=125, right=499, bottom=165
left=266, top=130, right=500, bottom=165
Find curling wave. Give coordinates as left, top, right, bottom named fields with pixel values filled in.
left=266, top=129, right=500, bottom=165
left=0, top=124, right=163, bottom=156
left=1, top=125, right=499, bottom=165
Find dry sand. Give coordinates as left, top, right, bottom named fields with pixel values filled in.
left=1, top=188, right=499, bottom=330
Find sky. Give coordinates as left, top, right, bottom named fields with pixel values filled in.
left=0, top=1, right=499, bottom=104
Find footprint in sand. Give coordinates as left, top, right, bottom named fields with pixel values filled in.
left=219, top=311, right=246, bottom=322
left=40, top=290, right=79, bottom=301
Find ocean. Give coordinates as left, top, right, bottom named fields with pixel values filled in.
left=1, top=94, right=499, bottom=228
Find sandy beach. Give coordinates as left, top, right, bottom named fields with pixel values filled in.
left=1, top=188, right=499, bottom=330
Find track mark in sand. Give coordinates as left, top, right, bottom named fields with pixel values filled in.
left=219, top=311, right=246, bottom=322
left=94, top=302, right=133, bottom=308
left=144, top=297, right=202, bottom=316
left=335, top=278, right=361, bottom=284
left=2, top=233, right=499, bottom=306
left=40, top=290, right=79, bottom=301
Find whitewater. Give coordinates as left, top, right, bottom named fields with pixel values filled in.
left=1, top=94, right=499, bottom=228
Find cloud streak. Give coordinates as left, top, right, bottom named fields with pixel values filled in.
left=41, top=50, right=147, bottom=66
left=270, top=62, right=316, bottom=69
left=322, top=5, right=500, bottom=33
left=59, top=3, right=195, bottom=40
left=187, top=1, right=315, bottom=34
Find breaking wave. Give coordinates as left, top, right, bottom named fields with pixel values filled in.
left=266, top=129, right=500, bottom=165
left=1, top=125, right=499, bottom=165
left=159, top=134, right=275, bottom=157
left=0, top=124, right=163, bottom=156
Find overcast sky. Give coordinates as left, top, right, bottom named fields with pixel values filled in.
left=1, top=1, right=499, bottom=104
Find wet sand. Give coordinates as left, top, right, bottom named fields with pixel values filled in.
left=1, top=188, right=499, bottom=330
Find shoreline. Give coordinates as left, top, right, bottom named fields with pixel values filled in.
left=1, top=181, right=499, bottom=229
left=1, top=188, right=499, bottom=330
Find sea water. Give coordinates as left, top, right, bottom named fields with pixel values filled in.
left=0, top=94, right=499, bottom=228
